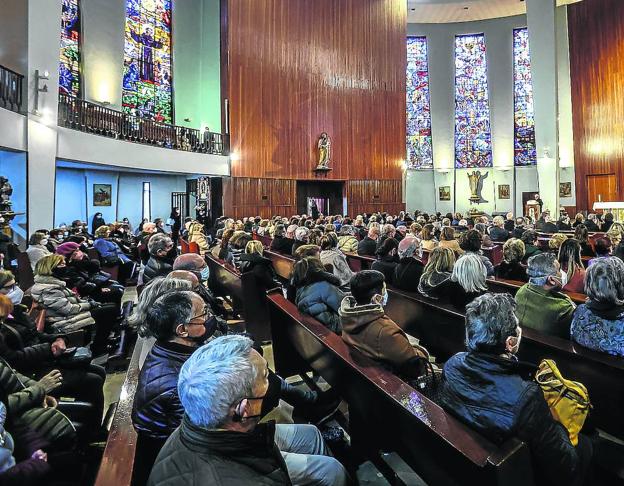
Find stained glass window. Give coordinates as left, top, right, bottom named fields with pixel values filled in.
left=513, top=28, right=536, bottom=166
left=454, top=34, right=492, bottom=168
left=122, top=0, right=173, bottom=123
left=59, top=0, right=81, bottom=97
left=406, top=37, right=433, bottom=169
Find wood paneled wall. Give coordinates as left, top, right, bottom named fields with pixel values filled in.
left=568, top=0, right=624, bottom=210
left=223, top=177, right=297, bottom=219
left=223, top=0, right=406, bottom=217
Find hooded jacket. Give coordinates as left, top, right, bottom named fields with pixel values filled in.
left=295, top=271, right=344, bottom=333
left=319, top=249, right=354, bottom=287
left=188, top=222, right=209, bottom=256
left=239, top=253, right=280, bottom=290
left=339, top=296, right=424, bottom=379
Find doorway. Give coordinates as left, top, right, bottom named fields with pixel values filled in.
left=586, top=174, right=618, bottom=210
left=296, top=180, right=344, bottom=216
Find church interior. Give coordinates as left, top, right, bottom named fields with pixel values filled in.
left=0, top=0, right=623, bottom=484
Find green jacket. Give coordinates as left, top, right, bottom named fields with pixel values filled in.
left=515, top=284, right=576, bottom=339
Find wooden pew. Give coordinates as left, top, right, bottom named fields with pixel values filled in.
left=267, top=291, right=534, bottom=486
left=263, top=249, right=295, bottom=280
left=344, top=252, right=375, bottom=272
left=94, top=338, right=144, bottom=486
left=384, top=286, right=624, bottom=440
left=486, top=278, right=587, bottom=305
left=16, top=252, right=34, bottom=291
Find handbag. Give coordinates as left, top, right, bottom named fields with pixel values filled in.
left=535, top=359, right=591, bottom=446
left=90, top=271, right=111, bottom=287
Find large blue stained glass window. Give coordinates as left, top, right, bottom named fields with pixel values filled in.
left=454, top=34, right=492, bottom=168
left=59, top=0, right=81, bottom=97
left=406, top=37, right=433, bottom=169
left=122, top=0, right=173, bottom=123
left=513, top=28, right=536, bottom=166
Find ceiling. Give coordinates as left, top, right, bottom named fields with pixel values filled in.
left=407, top=0, right=583, bottom=24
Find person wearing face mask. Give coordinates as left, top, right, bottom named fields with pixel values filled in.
left=141, top=234, right=176, bottom=285
left=339, top=270, right=428, bottom=380
left=147, top=334, right=348, bottom=486
left=438, top=293, right=592, bottom=485
left=91, top=213, right=106, bottom=236
left=93, top=226, right=136, bottom=284
left=25, top=232, right=51, bottom=271
left=45, top=229, right=64, bottom=252
left=514, top=253, right=576, bottom=339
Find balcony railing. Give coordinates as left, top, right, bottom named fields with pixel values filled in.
left=58, top=94, right=228, bottom=156
left=0, top=65, right=24, bottom=114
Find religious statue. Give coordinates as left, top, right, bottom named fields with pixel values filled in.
left=316, top=132, right=331, bottom=170
left=467, top=170, right=488, bottom=204
left=0, top=178, right=12, bottom=213
left=129, top=26, right=164, bottom=83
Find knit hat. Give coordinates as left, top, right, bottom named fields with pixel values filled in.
left=56, top=242, right=80, bottom=258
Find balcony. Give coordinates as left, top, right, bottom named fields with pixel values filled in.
left=58, top=94, right=228, bottom=156
left=0, top=65, right=24, bottom=114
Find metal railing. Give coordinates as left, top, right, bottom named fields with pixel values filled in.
left=0, top=65, right=24, bottom=114
left=58, top=94, right=228, bottom=155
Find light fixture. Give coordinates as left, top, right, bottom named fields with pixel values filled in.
left=230, top=152, right=240, bottom=162
left=32, top=69, right=49, bottom=116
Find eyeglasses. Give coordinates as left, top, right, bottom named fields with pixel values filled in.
left=188, top=309, right=212, bottom=323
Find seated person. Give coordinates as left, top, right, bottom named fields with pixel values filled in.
left=503, top=212, right=515, bottom=232
left=420, top=223, right=438, bottom=252
left=588, top=238, right=611, bottom=266
left=495, top=238, right=528, bottom=282
left=488, top=216, right=510, bottom=242
left=270, top=224, right=295, bottom=254
left=571, top=257, right=624, bottom=356
left=357, top=225, right=379, bottom=256
left=371, top=237, right=399, bottom=285
left=514, top=253, right=576, bottom=339
left=340, top=270, right=427, bottom=379
left=548, top=233, right=568, bottom=255
left=239, top=240, right=280, bottom=289
left=459, top=229, right=495, bottom=276
left=393, top=238, right=424, bottom=292
left=142, top=234, right=176, bottom=285
left=558, top=239, right=586, bottom=294
left=521, top=230, right=542, bottom=263
left=292, top=257, right=345, bottom=333
left=438, top=293, right=592, bottom=486
left=293, top=244, right=321, bottom=261
left=319, top=234, right=354, bottom=288
left=585, top=213, right=600, bottom=232
left=417, top=247, right=455, bottom=299
left=438, top=226, right=463, bottom=255
left=25, top=233, right=51, bottom=271
left=512, top=217, right=528, bottom=239
left=376, top=224, right=398, bottom=251
left=187, top=220, right=209, bottom=256
left=292, top=226, right=310, bottom=256
left=445, top=253, right=488, bottom=309
left=557, top=216, right=572, bottom=231
left=228, top=231, right=252, bottom=268
left=215, top=228, right=234, bottom=261
left=539, top=213, right=559, bottom=234
left=148, top=335, right=348, bottom=486
left=93, top=225, right=135, bottom=283
left=337, top=225, right=358, bottom=254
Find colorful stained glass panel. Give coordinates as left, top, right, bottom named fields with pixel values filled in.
left=513, top=28, right=536, bottom=166
left=122, top=0, right=173, bottom=123
left=59, top=0, right=81, bottom=97
left=406, top=37, right=433, bottom=169
left=454, top=34, right=493, bottom=168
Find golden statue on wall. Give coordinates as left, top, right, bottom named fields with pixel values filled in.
left=467, top=170, right=488, bottom=204
left=315, top=132, right=332, bottom=171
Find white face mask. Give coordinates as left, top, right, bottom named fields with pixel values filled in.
left=40, top=239, right=48, bottom=246
left=6, top=286, right=24, bottom=305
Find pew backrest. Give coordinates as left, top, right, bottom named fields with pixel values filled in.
left=16, top=252, right=34, bottom=291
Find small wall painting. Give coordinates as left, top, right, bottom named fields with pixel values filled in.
left=498, top=184, right=510, bottom=200
left=93, top=184, right=112, bottom=206
left=560, top=182, right=572, bottom=198
left=439, top=186, right=451, bottom=201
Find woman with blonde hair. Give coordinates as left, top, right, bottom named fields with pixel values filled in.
left=418, top=247, right=455, bottom=298
left=548, top=233, right=568, bottom=253
left=239, top=240, right=279, bottom=289
left=187, top=220, right=209, bottom=256
left=421, top=223, right=438, bottom=252
left=438, top=226, right=464, bottom=255
left=495, top=238, right=528, bottom=282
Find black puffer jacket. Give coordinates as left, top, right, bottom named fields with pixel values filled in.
left=439, top=352, right=583, bottom=486
left=132, top=341, right=195, bottom=440
left=142, top=256, right=174, bottom=284
left=148, top=418, right=291, bottom=486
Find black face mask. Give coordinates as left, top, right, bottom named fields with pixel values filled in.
left=187, top=315, right=218, bottom=344
left=52, top=267, right=67, bottom=279
left=233, top=370, right=282, bottom=422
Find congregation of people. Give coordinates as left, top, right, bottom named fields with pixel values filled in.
left=3, top=203, right=623, bottom=485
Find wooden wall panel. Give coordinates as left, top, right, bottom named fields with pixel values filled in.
left=568, top=0, right=624, bottom=210
left=226, top=0, right=406, bottom=182
left=224, top=177, right=297, bottom=219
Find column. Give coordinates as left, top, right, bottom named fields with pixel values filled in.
left=526, top=0, right=560, bottom=216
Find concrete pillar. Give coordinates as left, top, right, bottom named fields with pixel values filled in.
left=27, top=0, right=62, bottom=232
left=526, top=0, right=560, bottom=216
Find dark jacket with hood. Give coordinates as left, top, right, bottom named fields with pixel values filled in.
left=132, top=340, right=195, bottom=440
left=239, top=253, right=280, bottom=290
left=339, top=296, right=424, bottom=379
left=148, top=417, right=291, bottom=486
left=371, top=255, right=399, bottom=286
left=417, top=271, right=452, bottom=299
left=439, top=352, right=583, bottom=485
left=142, top=255, right=174, bottom=285
left=295, top=271, right=345, bottom=333
left=393, top=257, right=424, bottom=292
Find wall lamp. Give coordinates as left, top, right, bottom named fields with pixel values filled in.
left=32, top=69, right=49, bottom=117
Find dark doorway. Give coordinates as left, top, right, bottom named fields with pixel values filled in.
left=296, top=180, right=344, bottom=216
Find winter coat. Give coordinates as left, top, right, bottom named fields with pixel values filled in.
left=357, top=237, right=377, bottom=256
left=339, top=296, right=424, bottom=379
left=188, top=222, right=209, bottom=256
left=239, top=253, right=280, bottom=290
left=30, top=276, right=95, bottom=333
left=0, top=423, right=51, bottom=486
left=270, top=236, right=295, bottom=255
left=132, top=340, right=195, bottom=441
left=319, top=249, right=354, bottom=287
left=295, top=272, right=345, bottom=333
left=515, top=284, right=576, bottom=339
left=522, top=244, right=542, bottom=263
left=142, top=256, right=173, bottom=285
left=439, top=352, right=582, bottom=485
left=393, top=257, right=424, bottom=292
left=93, top=238, right=130, bottom=264
left=488, top=227, right=510, bottom=242
left=417, top=271, right=452, bottom=299
left=148, top=418, right=291, bottom=486
left=337, top=235, right=358, bottom=254
left=25, top=246, right=50, bottom=271
left=570, top=302, right=624, bottom=357
left=91, top=217, right=106, bottom=235
left=371, top=258, right=398, bottom=286
left=495, top=261, right=528, bottom=282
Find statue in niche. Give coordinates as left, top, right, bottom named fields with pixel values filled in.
left=467, top=170, right=489, bottom=204
left=315, top=132, right=332, bottom=171
left=0, top=178, right=13, bottom=213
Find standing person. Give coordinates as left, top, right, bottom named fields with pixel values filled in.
left=169, top=207, right=182, bottom=244
left=91, top=212, right=106, bottom=236
left=310, top=199, right=320, bottom=220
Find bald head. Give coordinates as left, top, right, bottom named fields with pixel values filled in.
left=174, top=253, right=206, bottom=272
left=167, top=270, right=199, bottom=289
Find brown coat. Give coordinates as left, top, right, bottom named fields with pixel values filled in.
left=339, top=296, right=425, bottom=379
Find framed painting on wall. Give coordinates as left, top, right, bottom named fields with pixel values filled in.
left=498, top=184, right=510, bottom=200
left=560, top=182, right=572, bottom=198
left=93, top=184, right=112, bottom=206
left=439, top=186, right=451, bottom=201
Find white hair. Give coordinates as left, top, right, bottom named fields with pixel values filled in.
left=451, top=253, right=487, bottom=293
